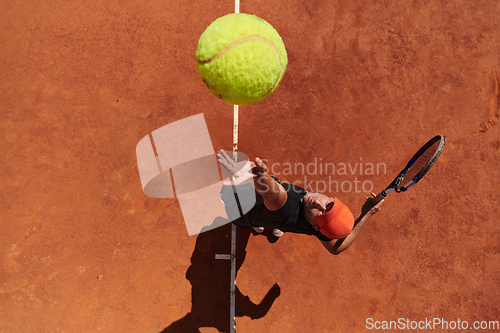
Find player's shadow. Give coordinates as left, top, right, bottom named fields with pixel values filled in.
left=160, top=217, right=281, bottom=333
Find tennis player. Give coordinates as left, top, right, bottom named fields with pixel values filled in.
left=218, top=150, right=383, bottom=255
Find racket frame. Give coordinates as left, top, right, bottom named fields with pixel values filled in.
left=373, top=135, right=446, bottom=205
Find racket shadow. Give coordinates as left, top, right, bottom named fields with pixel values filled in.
left=160, top=218, right=280, bottom=333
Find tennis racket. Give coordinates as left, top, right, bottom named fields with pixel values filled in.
left=372, top=135, right=446, bottom=205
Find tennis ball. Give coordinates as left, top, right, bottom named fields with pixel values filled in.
left=196, top=13, right=288, bottom=105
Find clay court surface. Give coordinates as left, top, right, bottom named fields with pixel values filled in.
left=1, top=0, right=500, bottom=332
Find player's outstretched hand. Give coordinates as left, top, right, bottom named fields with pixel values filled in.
left=218, top=150, right=255, bottom=186
left=361, top=192, right=384, bottom=217
left=251, top=157, right=268, bottom=175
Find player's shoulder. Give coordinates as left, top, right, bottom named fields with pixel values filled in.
left=282, top=182, right=307, bottom=198
left=271, top=175, right=306, bottom=192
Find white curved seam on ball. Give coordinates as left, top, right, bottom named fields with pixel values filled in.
left=197, top=36, right=281, bottom=67
left=197, top=36, right=283, bottom=95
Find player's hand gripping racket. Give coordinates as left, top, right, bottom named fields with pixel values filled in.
left=372, top=135, right=446, bottom=205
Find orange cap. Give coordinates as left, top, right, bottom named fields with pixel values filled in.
left=316, top=197, right=354, bottom=239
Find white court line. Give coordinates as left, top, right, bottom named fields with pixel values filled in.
left=233, top=107, right=239, bottom=152
left=230, top=103, right=239, bottom=333
left=230, top=221, right=237, bottom=333
left=215, top=254, right=231, bottom=260
left=231, top=1, right=240, bottom=332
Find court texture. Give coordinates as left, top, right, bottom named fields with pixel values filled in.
left=1, top=0, right=499, bottom=332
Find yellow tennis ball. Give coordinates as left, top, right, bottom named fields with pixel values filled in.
left=196, top=13, right=288, bottom=105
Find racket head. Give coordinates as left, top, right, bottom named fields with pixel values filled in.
left=390, top=135, right=446, bottom=192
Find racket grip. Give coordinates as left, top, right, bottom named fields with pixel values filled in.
left=372, top=191, right=386, bottom=205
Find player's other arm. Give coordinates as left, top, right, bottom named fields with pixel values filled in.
left=320, top=194, right=383, bottom=255
left=252, top=158, right=287, bottom=211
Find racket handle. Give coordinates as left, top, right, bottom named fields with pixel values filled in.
left=372, top=191, right=386, bottom=205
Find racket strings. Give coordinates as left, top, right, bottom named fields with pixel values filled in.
left=397, top=140, right=441, bottom=189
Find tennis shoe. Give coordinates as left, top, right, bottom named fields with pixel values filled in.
left=273, top=229, right=284, bottom=238
left=253, top=227, right=265, bottom=233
